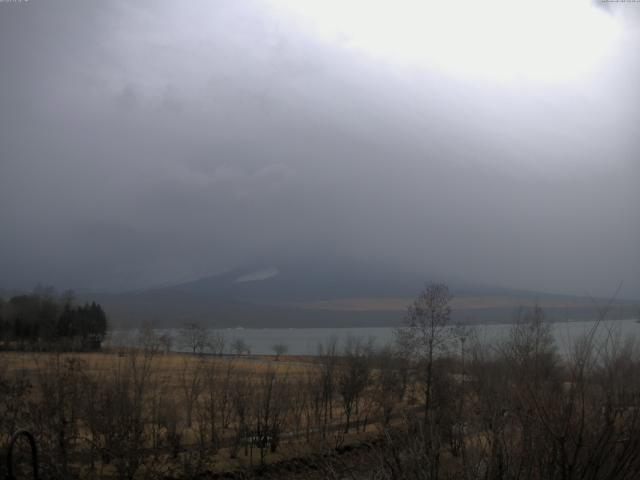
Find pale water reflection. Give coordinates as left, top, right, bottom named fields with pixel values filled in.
left=108, top=318, right=640, bottom=357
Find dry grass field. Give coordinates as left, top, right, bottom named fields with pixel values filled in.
left=4, top=299, right=640, bottom=479
left=1, top=350, right=313, bottom=379
left=0, top=346, right=412, bottom=479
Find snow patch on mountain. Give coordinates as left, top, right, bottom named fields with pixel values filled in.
left=234, top=267, right=280, bottom=283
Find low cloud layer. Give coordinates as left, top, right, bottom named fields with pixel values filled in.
left=1, top=0, right=639, bottom=298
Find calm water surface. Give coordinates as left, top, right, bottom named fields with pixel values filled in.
left=108, top=318, right=640, bottom=356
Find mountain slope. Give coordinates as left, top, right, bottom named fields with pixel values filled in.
left=86, top=258, right=638, bottom=328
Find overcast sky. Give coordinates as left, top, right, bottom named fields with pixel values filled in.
left=1, top=0, right=638, bottom=298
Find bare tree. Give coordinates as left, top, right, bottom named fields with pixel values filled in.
left=158, top=332, right=173, bottom=354
left=84, top=345, right=159, bottom=479
left=178, top=355, right=204, bottom=428
left=395, top=283, right=452, bottom=478
left=209, top=330, right=226, bottom=356
left=252, top=368, right=290, bottom=464
left=337, top=336, right=372, bottom=433
left=396, top=283, right=452, bottom=419
left=229, top=371, right=253, bottom=459
left=30, top=354, right=87, bottom=478
left=317, top=338, right=339, bottom=437
left=372, top=345, right=407, bottom=425
left=137, top=323, right=162, bottom=352
left=231, top=338, right=250, bottom=356
left=200, top=358, right=229, bottom=450
left=271, top=343, right=288, bottom=360
left=179, top=322, right=210, bottom=355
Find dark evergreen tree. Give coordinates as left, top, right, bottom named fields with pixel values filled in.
left=0, top=289, right=108, bottom=351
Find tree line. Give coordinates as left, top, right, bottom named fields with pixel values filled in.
left=0, top=287, right=108, bottom=351
left=3, top=283, right=640, bottom=479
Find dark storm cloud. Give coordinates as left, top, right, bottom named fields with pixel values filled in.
left=0, top=0, right=638, bottom=298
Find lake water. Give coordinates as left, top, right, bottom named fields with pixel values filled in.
left=107, top=318, right=640, bottom=356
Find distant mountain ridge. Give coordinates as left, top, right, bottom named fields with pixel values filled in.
left=80, top=257, right=638, bottom=328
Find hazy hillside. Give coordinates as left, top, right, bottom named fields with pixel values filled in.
left=85, top=258, right=638, bottom=329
